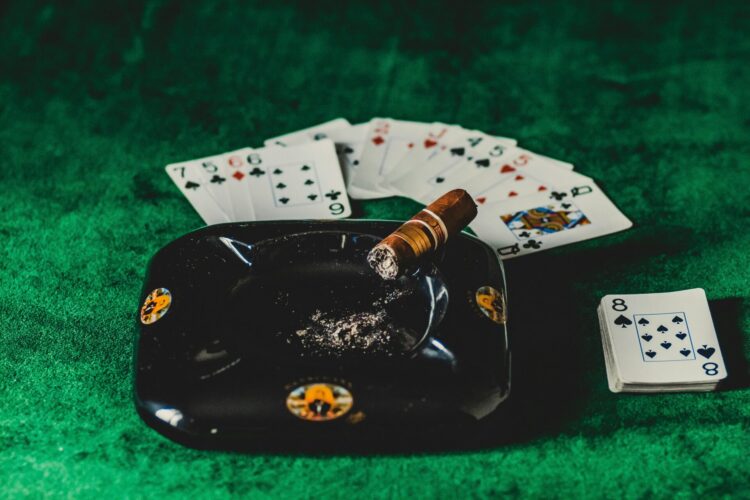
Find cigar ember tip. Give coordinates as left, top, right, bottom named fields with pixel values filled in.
left=367, top=245, right=399, bottom=280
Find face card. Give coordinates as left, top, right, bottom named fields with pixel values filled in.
left=165, top=161, right=231, bottom=225
left=351, top=118, right=452, bottom=196
left=470, top=181, right=632, bottom=258
left=237, top=139, right=351, bottom=220
left=601, top=289, right=726, bottom=385
left=264, top=118, right=351, bottom=147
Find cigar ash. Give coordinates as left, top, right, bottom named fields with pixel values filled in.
left=367, top=245, right=400, bottom=280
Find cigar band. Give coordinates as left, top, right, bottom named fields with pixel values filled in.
left=421, top=208, right=449, bottom=244
left=410, top=218, right=440, bottom=248
left=392, top=221, right=434, bottom=256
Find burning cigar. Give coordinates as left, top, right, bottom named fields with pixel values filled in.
left=367, top=189, right=478, bottom=280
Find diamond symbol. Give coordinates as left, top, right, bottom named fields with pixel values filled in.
left=372, top=136, right=385, bottom=146
left=232, top=171, right=245, bottom=181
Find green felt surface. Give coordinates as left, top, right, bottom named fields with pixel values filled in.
left=1, top=0, right=750, bottom=497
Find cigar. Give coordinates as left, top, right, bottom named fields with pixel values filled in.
left=367, top=189, right=478, bottom=280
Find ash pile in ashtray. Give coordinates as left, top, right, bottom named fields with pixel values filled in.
left=282, top=288, right=420, bottom=356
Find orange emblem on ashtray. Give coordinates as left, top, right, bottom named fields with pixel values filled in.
left=140, top=288, right=172, bottom=325
left=286, top=383, right=353, bottom=422
left=475, top=286, right=506, bottom=325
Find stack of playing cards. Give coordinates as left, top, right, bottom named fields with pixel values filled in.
left=166, top=117, right=633, bottom=259
left=598, top=289, right=727, bottom=393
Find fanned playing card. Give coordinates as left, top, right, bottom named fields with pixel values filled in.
left=165, top=159, right=232, bottom=225
left=264, top=118, right=351, bottom=147
left=470, top=181, right=632, bottom=258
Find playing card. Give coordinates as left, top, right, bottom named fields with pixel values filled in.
left=351, top=118, right=452, bottom=197
left=461, top=148, right=590, bottom=207
left=470, top=181, right=632, bottom=258
left=599, top=289, right=726, bottom=391
left=165, top=161, right=231, bottom=225
left=233, top=139, right=351, bottom=220
left=392, top=137, right=522, bottom=204
left=264, top=118, right=351, bottom=147
left=221, top=148, right=258, bottom=221
left=322, top=123, right=380, bottom=198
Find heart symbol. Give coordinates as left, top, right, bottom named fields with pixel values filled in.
left=372, top=136, right=384, bottom=145
left=508, top=191, right=518, bottom=197
left=538, top=186, right=547, bottom=191
left=500, top=165, right=515, bottom=173
left=676, top=332, right=687, bottom=340
left=680, top=348, right=691, bottom=357
left=697, top=345, right=715, bottom=359
left=645, top=350, right=656, bottom=359
left=515, top=175, right=524, bottom=181
left=641, top=334, right=653, bottom=342
left=435, top=177, right=445, bottom=184
left=424, top=139, right=437, bottom=148
left=407, top=142, right=414, bottom=149
left=660, top=341, right=672, bottom=349
left=476, top=196, right=487, bottom=204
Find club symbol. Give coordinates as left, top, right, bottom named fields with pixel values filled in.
left=645, top=350, right=656, bottom=359
left=278, top=197, right=290, bottom=204
left=185, top=181, right=200, bottom=190
left=523, top=239, right=542, bottom=250
left=657, top=325, right=668, bottom=333
left=475, top=158, right=490, bottom=168
left=450, top=147, right=465, bottom=156
left=550, top=191, right=567, bottom=201
left=273, top=168, right=283, bottom=175
left=697, top=345, right=715, bottom=359
left=325, top=190, right=342, bottom=200
left=614, top=315, right=633, bottom=328
left=232, top=171, right=245, bottom=181
left=519, top=231, right=531, bottom=238
left=660, top=341, right=672, bottom=350
left=301, top=165, right=311, bottom=171
left=641, top=334, right=653, bottom=342
left=276, top=183, right=287, bottom=189
left=672, top=316, right=684, bottom=324
left=304, top=179, right=314, bottom=185
left=562, top=203, right=572, bottom=209
left=249, top=167, right=266, bottom=177
left=675, top=332, right=687, bottom=340
left=680, top=348, right=691, bottom=357
left=210, top=175, right=226, bottom=184
left=308, top=194, right=318, bottom=201
left=638, top=318, right=650, bottom=326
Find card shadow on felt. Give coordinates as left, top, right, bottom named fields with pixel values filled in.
left=709, top=298, right=750, bottom=390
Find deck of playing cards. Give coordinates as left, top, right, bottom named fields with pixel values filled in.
left=598, top=289, right=727, bottom=393
left=165, top=117, right=632, bottom=258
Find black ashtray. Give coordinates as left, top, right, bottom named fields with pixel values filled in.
left=135, top=220, right=510, bottom=449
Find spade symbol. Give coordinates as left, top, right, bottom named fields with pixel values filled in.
left=680, top=348, right=691, bottom=357
left=475, top=158, right=490, bottom=168
left=645, top=350, right=656, bottom=359
left=249, top=167, right=265, bottom=177
left=185, top=181, right=200, bottom=190
left=675, top=332, right=687, bottom=340
left=304, top=179, right=314, bottom=185
left=641, top=334, right=653, bottom=342
left=210, top=175, right=226, bottom=184
left=561, top=203, right=571, bottom=209
left=301, top=165, right=311, bottom=171
left=275, top=183, right=287, bottom=189
left=308, top=194, right=318, bottom=201
left=672, top=316, right=684, bottom=324
left=660, top=341, right=672, bottom=350
left=638, top=318, right=650, bottom=326
left=435, top=177, right=445, bottom=183
left=657, top=325, right=668, bottom=333
left=450, top=147, right=465, bottom=156
left=325, top=190, right=341, bottom=200
left=614, top=315, right=633, bottom=328
left=697, top=345, right=715, bottom=359
left=278, top=197, right=290, bottom=204
left=273, top=168, right=283, bottom=175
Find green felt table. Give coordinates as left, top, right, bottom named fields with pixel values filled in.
left=2, top=1, right=749, bottom=497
